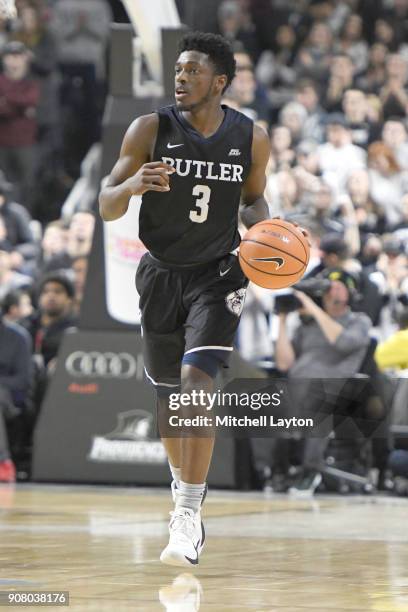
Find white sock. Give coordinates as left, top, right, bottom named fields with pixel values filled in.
left=176, top=480, right=206, bottom=513
left=169, top=462, right=181, bottom=486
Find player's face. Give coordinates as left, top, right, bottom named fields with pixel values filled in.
left=174, top=51, right=224, bottom=111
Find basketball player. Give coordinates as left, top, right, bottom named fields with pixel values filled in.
left=100, top=32, right=305, bottom=567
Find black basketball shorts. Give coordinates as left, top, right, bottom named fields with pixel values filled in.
left=135, top=252, right=248, bottom=389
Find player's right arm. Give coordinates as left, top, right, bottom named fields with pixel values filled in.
left=99, top=113, right=175, bottom=221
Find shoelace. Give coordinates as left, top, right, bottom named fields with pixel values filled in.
left=169, top=510, right=196, bottom=540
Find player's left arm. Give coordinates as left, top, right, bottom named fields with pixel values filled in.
left=240, top=124, right=271, bottom=229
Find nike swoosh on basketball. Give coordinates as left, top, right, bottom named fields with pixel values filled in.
left=251, top=256, right=285, bottom=269
left=220, top=267, right=232, bottom=277
left=167, top=142, right=184, bottom=149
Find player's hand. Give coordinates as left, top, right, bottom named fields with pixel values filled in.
left=126, top=162, right=176, bottom=196
left=272, top=216, right=311, bottom=246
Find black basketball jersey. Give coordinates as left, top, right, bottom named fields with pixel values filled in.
left=139, top=104, right=253, bottom=265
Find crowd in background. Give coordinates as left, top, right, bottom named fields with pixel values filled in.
left=194, top=0, right=408, bottom=495
left=0, top=0, right=408, bottom=490
left=0, top=0, right=113, bottom=482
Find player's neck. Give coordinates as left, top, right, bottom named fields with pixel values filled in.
left=181, top=102, right=225, bottom=138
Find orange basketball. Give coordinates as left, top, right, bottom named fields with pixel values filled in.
left=239, top=219, right=310, bottom=289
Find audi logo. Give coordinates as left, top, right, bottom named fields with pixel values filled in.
left=65, top=351, right=137, bottom=378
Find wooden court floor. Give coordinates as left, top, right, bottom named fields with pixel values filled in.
left=0, top=484, right=407, bottom=611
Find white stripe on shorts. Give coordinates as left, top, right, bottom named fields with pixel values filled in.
left=144, top=367, right=179, bottom=387
left=184, top=345, right=233, bottom=355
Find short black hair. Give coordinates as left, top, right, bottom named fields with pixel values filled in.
left=296, top=78, right=319, bottom=94
left=320, top=233, right=350, bottom=260
left=1, top=289, right=23, bottom=315
left=178, top=31, right=236, bottom=92
left=38, top=273, right=75, bottom=299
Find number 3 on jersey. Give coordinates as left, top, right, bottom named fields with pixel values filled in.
left=189, top=184, right=211, bottom=223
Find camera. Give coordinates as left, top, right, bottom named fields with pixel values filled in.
left=274, top=278, right=332, bottom=314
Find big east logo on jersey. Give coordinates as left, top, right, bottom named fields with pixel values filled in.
left=162, top=156, right=244, bottom=183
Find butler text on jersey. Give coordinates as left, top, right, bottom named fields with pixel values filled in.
left=161, top=157, right=244, bottom=183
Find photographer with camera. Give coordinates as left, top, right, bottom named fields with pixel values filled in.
left=275, top=272, right=372, bottom=495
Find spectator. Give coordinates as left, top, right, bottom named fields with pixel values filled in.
left=375, top=307, right=408, bottom=371
left=374, top=240, right=408, bottom=339
left=51, top=0, right=111, bottom=83
left=275, top=275, right=371, bottom=494
left=265, top=169, right=298, bottom=216
left=1, top=288, right=33, bottom=325
left=255, top=24, right=297, bottom=95
left=295, top=139, right=320, bottom=174
left=295, top=21, right=333, bottom=82
left=367, top=141, right=408, bottom=228
left=389, top=0, right=408, bottom=47
left=279, top=101, right=308, bottom=146
left=347, top=169, right=386, bottom=236
left=359, top=234, right=384, bottom=271
left=227, top=66, right=270, bottom=125
left=382, top=118, right=408, bottom=171
left=0, top=41, right=40, bottom=211
left=0, top=250, right=32, bottom=300
left=342, top=89, right=381, bottom=148
left=12, top=3, right=62, bottom=215
left=295, top=79, right=326, bottom=143
left=250, top=0, right=308, bottom=54
left=233, top=49, right=253, bottom=71
left=12, top=4, right=60, bottom=154
left=317, top=113, right=366, bottom=196
left=217, top=0, right=260, bottom=62
left=0, top=311, right=32, bottom=482
left=24, top=273, right=77, bottom=368
left=0, top=171, right=37, bottom=266
left=37, top=220, right=68, bottom=275
left=66, top=211, right=95, bottom=259
left=303, top=182, right=345, bottom=236
left=51, top=0, right=112, bottom=177
left=35, top=212, right=94, bottom=277
left=313, top=234, right=383, bottom=324
left=357, top=42, right=388, bottom=94
left=380, top=54, right=408, bottom=119
left=334, top=13, right=368, bottom=75
left=324, top=53, right=355, bottom=112
left=270, top=126, right=295, bottom=171
left=374, top=18, right=399, bottom=51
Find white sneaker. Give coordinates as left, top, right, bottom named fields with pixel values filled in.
left=160, top=507, right=205, bottom=567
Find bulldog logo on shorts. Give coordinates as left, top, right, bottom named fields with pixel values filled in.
left=225, top=288, right=247, bottom=316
